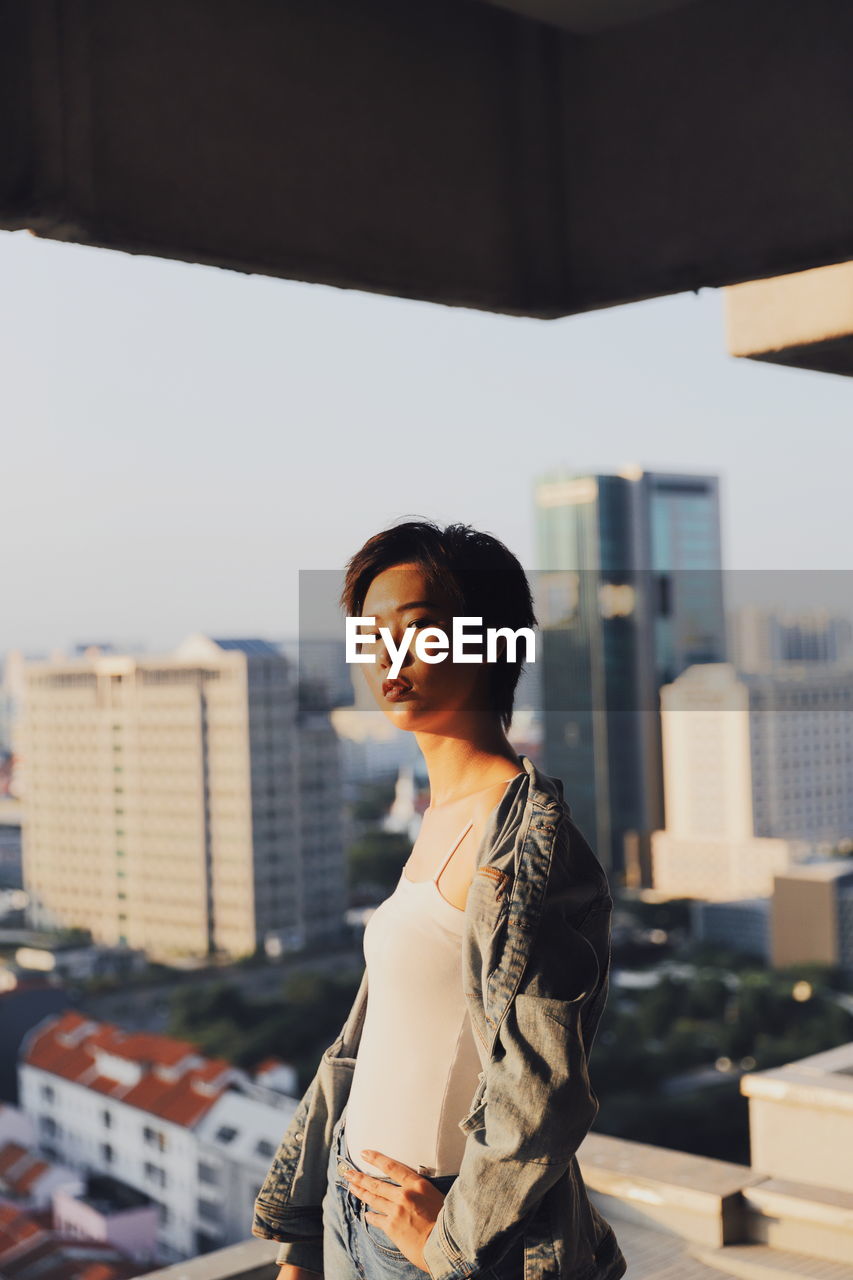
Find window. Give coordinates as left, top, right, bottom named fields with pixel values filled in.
left=101, top=1110, right=112, bottom=1128
left=198, top=1161, right=220, bottom=1186
left=198, top=1198, right=220, bottom=1223
left=143, top=1125, right=167, bottom=1151
left=144, top=1161, right=167, bottom=1188
left=101, top=1142, right=114, bottom=1163
left=214, top=1125, right=238, bottom=1144
left=39, top=1115, right=59, bottom=1137
left=40, top=1083, right=55, bottom=1103
left=255, top=1138, right=275, bottom=1158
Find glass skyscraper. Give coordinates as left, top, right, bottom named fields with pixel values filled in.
left=535, top=467, right=726, bottom=879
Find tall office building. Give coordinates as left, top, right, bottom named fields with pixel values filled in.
left=19, top=636, right=346, bottom=960
left=535, top=466, right=726, bottom=875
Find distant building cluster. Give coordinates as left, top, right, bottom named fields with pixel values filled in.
left=13, top=1009, right=298, bottom=1265
left=648, top=661, right=853, bottom=971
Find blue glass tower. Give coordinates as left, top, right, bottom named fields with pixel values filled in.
left=535, top=468, right=726, bottom=879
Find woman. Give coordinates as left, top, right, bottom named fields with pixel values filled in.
left=253, top=519, right=626, bottom=1280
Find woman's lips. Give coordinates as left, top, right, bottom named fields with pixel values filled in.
left=382, top=678, right=414, bottom=702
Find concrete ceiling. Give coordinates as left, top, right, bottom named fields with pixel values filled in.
left=477, top=0, right=703, bottom=33
left=2, top=0, right=853, bottom=323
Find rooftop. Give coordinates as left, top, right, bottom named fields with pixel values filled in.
left=774, top=861, right=853, bottom=884
left=22, top=1010, right=238, bottom=1129
left=139, top=1127, right=853, bottom=1280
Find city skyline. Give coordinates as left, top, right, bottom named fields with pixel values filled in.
left=3, top=231, right=853, bottom=657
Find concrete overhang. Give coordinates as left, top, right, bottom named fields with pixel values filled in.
left=2, top=0, right=853, bottom=318
left=477, top=0, right=703, bottom=33
left=725, top=262, right=853, bottom=378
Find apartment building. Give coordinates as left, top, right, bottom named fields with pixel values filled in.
left=19, top=635, right=345, bottom=960
left=18, top=1010, right=297, bottom=1265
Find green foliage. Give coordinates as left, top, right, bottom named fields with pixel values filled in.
left=596, top=1080, right=750, bottom=1164
left=348, top=830, right=411, bottom=892
left=55, top=926, right=94, bottom=946
left=617, top=897, right=693, bottom=933
left=166, top=970, right=363, bottom=1092
left=351, top=778, right=398, bottom=822
left=595, top=960, right=853, bottom=1164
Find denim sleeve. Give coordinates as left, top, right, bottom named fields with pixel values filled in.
left=251, top=1069, right=325, bottom=1265
left=252, top=971, right=369, bottom=1271
left=273, top=1237, right=324, bottom=1271
left=421, top=877, right=605, bottom=1279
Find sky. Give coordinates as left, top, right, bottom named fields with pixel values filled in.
left=2, top=228, right=852, bottom=657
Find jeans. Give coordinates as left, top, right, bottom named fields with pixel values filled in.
left=322, top=1105, right=525, bottom=1280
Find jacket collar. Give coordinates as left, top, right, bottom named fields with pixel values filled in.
left=519, top=752, right=565, bottom=809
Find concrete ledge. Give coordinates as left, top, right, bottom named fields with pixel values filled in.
left=579, top=1132, right=764, bottom=1248
left=143, top=1237, right=278, bottom=1280
left=691, top=1242, right=853, bottom=1280
left=744, top=1180, right=853, bottom=1266
left=724, top=262, right=853, bottom=377
left=741, top=1057, right=853, bottom=1116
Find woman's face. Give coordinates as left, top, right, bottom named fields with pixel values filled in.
left=358, top=562, right=488, bottom=733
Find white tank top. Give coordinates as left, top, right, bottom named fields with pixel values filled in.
left=343, top=820, right=488, bottom=1178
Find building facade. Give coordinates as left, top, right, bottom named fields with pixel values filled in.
left=652, top=662, right=853, bottom=900
left=535, top=466, right=726, bottom=874
left=771, top=859, right=853, bottom=973
left=18, top=1010, right=297, bottom=1265
left=19, top=635, right=345, bottom=960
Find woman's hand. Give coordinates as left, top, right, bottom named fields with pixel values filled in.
left=342, top=1149, right=446, bottom=1273
left=277, top=1266, right=323, bottom=1280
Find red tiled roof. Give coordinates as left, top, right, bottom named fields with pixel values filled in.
left=192, top=1056, right=230, bottom=1081
left=254, top=1056, right=286, bottom=1075
left=0, top=1200, right=138, bottom=1280
left=0, top=1200, right=46, bottom=1254
left=22, top=1010, right=233, bottom=1129
left=0, top=1147, right=53, bottom=1198
left=0, top=1144, right=28, bottom=1177
left=111, top=1031, right=197, bottom=1067
left=0, top=1236, right=138, bottom=1280
left=12, top=1161, right=50, bottom=1195
left=76, top=1266, right=129, bottom=1280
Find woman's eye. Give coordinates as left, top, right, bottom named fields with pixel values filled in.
left=413, top=618, right=437, bottom=629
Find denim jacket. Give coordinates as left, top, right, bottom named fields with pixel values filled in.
left=252, top=755, right=627, bottom=1280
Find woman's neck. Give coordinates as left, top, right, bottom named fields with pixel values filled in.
left=414, top=719, right=523, bottom=809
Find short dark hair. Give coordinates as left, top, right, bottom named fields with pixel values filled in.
left=340, top=519, right=536, bottom=730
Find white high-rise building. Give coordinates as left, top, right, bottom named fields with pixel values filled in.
left=651, top=662, right=853, bottom=899
left=19, top=636, right=345, bottom=960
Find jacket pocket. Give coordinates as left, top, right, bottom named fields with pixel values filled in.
left=504, top=992, right=598, bottom=1165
